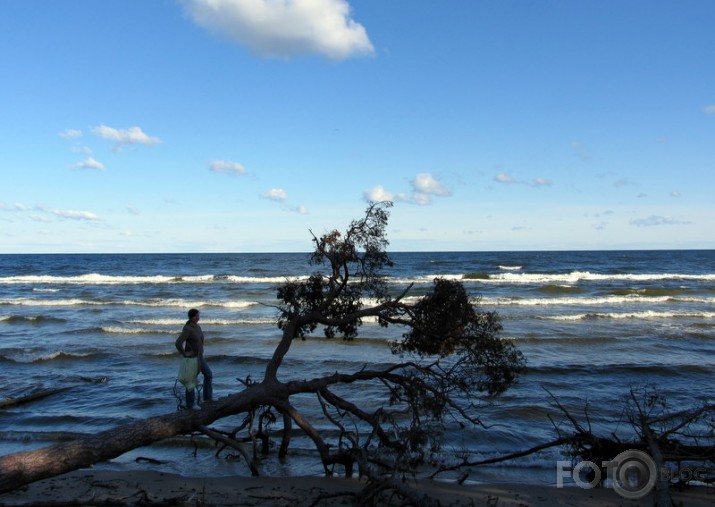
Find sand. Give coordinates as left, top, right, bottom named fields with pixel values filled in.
left=0, top=469, right=712, bottom=506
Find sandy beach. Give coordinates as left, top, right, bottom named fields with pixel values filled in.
left=0, top=469, right=712, bottom=506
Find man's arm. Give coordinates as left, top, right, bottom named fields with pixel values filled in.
left=175, top=331, right=188, bottom=357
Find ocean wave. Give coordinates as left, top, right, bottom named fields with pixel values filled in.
left=101, top=326, right=172, bottom=335
left=224, top=275, right=309, bottom=283
left=609, top=288, right=685, bottom=297
left=540, top=310, right=715, bottom=321
left=480, top=295, right=715, bottom=306
left=526, top=363, right=713, bottom=376
left=537, top=285, right=585, bottom=294
left=2, top=351, right=103, bottom=364
left=0, top=298, right=105, bottom=307
left=0, top=274, right=213, bottom=285
left=124, top=317, right=277, bottom=326
left=0, top=298, right=258, bottom=309
left=0, top=273, right=306, bottom=285
left=391, top=271, right=715, bottom=285
left=0, top=315, right=66, bottom=324
left=2, top=269, right=713, bottom=287
left=466, top=271, right=715, bottom=284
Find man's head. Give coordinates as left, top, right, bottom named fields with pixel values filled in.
left=188, top=308, right=200, bottom=321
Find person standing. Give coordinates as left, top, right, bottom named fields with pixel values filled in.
left=175, top=309, right=213, bottom=408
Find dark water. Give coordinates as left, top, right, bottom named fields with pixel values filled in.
left=1, top=251, right=713, bottom=483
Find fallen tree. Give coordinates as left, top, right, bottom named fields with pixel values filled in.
left=432, top=386, right=714, bottom=506
left=0, top=202, right=525, bottom=499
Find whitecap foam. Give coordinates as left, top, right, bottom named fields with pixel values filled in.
left=541, top=310, right=715, bottom=321
left=0, top=273, right=218, bottom=285
left=225, top=275, right=309, bottom=283
left=480, top=295, right=715, bottom=306
left=101, top=326, right=171, bottom=335
left=472, top=271, right=715, bottom=284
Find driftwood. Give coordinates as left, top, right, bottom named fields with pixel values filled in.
left=0, top=388, right=73, bottom=409
left=0, top=377, right=109, bottom=410
left=427, top=386, right=713, bottom=507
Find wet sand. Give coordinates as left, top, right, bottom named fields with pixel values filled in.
left=0, top=469, right=712, bottom=506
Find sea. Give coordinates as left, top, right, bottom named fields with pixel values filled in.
left=0, top=250, right=713, bottom=485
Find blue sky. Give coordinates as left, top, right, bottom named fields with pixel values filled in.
left=1, top=0, right=714, bottom=253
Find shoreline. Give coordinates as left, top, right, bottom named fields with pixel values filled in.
left=0, top=469, right=712, bottom=506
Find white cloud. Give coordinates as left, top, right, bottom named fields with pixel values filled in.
left=50, top=209, right=101, bottom=221
left=613, top=178, right=636, bottom=187
left=364, top=174, right=451, bottom=207
left=74, top=157, right=105, bottom=170
left=209, top=159, right=247, bottom=175
left=182, top=0, right=374, bottom=60
left=411, top=192, right=432, bottom=205
left=28, top=213, right=52, bottom=223
left=127, top=207, right=141, bottom=215
left=1, top=202, right=31, bottom=212
left=494, top=172, right=516, bottom=184
left=531, top=177, right=553, bottom=187
left=59, top=128, right=82, bottom=139
left=670, top=191, right=681, bottom=198
left=91, top=125, right=161, bottom=149
left=261, top=188, right=288, bottom=202
left=408, top=173, right=451, bottom=205
left=704, top=105, right=715, bottom=115
left=411, top=173, right=451, bottom=197
left=289, top=204, right=309, bottom=214
left=629, top=215, right=690, bottom=227
left=363, top=185, right=394, bottom=202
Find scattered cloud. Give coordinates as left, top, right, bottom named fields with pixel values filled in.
left=287, top=204, right=309, bottom=214
left=494, top=172, right=516, bottom=184
left=91, top=124, right=161, bottom=150
left=411, top=173, right=451, bottom=198
left=127, top=207, right=141, bottom=215
left=51, top=209, right=101, bottom=221
left=74, top=157, right=105, bottom=170
left=181, top=0, right=374, bottom=60
left=260, top=188, right=288, bottom=202
left=28, top=213, right=53, bottom=223
left=531, top=177, right=553, bottom=187
left=209, top=159, right=247, bottom=175
left=670, top=191, right=681, bottom=198
left=613, top=178, right=636, bottom=188
left=363, top=185, right=393, bottom=202
left=364, top=173, right=451, bottom=206
left=629, top=215, right=690, bottom=227
left=23, top=206, right=102, bottom=222
left=704, top=105, right=715, bottom=115
left=0, top=203, right=30, bottom=212
left=494, top=172, right=552, bottom=187
left=59, top=128, right=82, bottom=139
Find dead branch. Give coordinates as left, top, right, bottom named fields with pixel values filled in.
left=197, top=424, right=259, bottom=476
